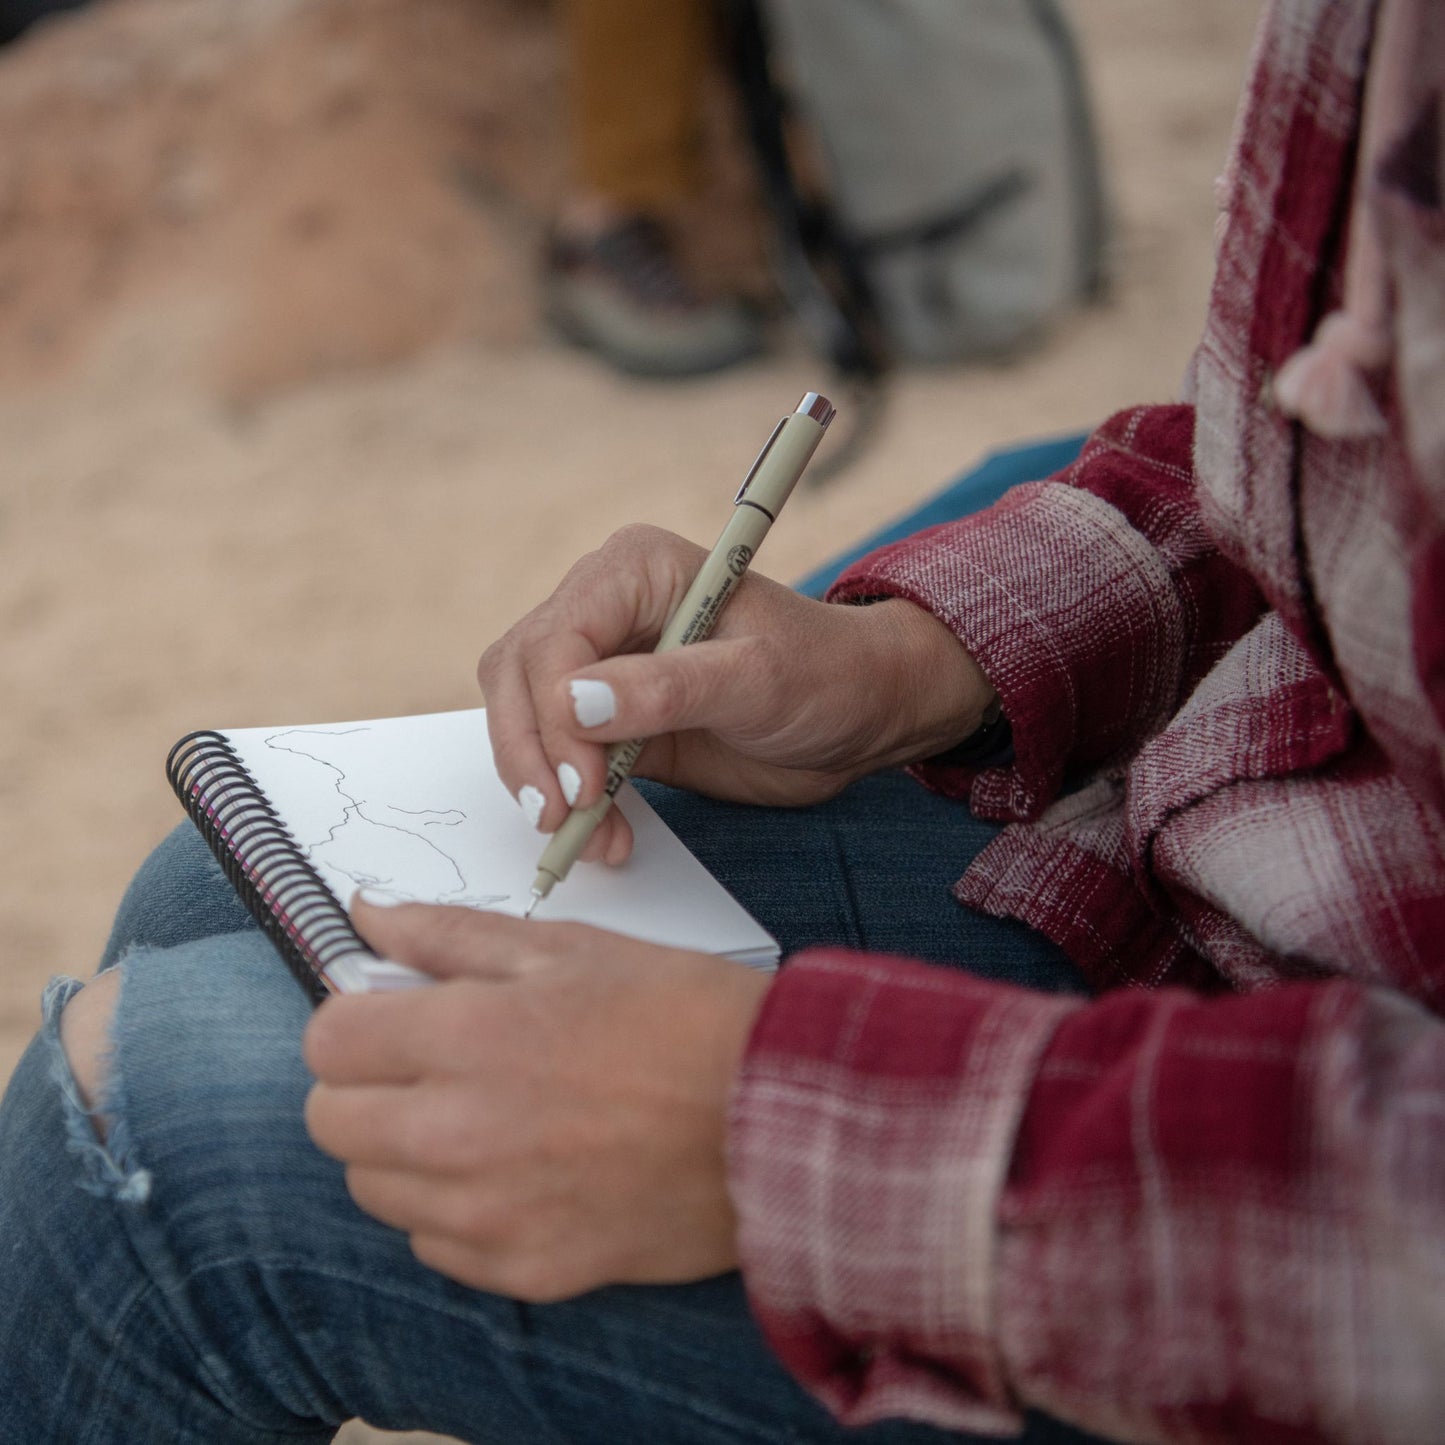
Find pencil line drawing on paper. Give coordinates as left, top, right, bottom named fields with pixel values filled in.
left=263, top=727, right=508, bottom=906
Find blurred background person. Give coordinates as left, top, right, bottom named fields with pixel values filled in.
left=545, top=0, right=765, bottom=378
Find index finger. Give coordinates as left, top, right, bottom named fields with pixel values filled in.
left=303, top=986, right=478, bottom=1086
left=482, top=616, right=603, bottom=832
left=551, top=525, right=704, bottom=661
left=484, top=528, right=702, bottom=826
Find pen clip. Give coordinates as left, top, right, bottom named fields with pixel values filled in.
left=734, top=419, right=787, bottom=505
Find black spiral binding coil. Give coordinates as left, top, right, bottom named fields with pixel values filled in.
left=165, top=731, right=374, bottom=1004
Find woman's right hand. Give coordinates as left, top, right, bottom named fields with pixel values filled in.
left=477, top=524, right=996, bottom=864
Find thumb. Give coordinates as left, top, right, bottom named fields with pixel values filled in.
left=349, top=892, right=532, bottom=983
left=565, top=637, right=768, bottom=746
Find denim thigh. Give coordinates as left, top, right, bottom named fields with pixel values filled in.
left=633, top=772, right=1084, bottom=995
left=0, top=776, right=1097, bottom=1444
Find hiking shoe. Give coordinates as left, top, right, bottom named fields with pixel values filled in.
left=543, top=216, right=763, bottom=378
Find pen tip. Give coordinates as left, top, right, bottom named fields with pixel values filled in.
left=523, top=891, right=540, bottom=920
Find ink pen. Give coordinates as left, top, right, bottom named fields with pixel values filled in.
left=523, top=392, right=835, bottom=917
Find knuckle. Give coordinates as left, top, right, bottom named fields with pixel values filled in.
left=301, top=1002, right=346, bottom=1077
left=301, top=1085, right=331, bottom=1146
left=649, top=661, right=694, bottom=725
left=306, top=1086, right=362, bottom=1161
left=559, top=536, right=623, bottom=595
left=477, top=615, right=539, bottom=686
left=608, top=521, right=663, bottom=555
left=439, top=1186, right=499, bottom=1247
left=344, top=1163, right=386, bottom=1215
left=475, top=638, right=502, bottom=687
left=428, top=992, right=488, bottom=1067
left=432, top=905, right=480, bottom=960
left=546, top=1113, right=610, bottom=1172
left=405, top=1096, right=474, bottom=1170
left=494, top=1253, right=571, bottom=1305
left=393, top=908, right=473, bottom=983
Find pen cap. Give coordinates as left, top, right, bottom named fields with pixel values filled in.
left=735, top=393, right=835, bottom=517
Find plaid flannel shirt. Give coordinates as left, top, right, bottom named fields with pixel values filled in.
left=727, top=3, right=1445, bottom=1441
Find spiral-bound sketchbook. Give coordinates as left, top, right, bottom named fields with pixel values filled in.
left=167, top=708, right=779, bottom=1001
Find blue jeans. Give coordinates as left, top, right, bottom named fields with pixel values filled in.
left=0, top=773, right=1103, bottom=1444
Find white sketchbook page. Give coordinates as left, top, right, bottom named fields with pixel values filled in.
left=220, top=709, right=778, bottom=965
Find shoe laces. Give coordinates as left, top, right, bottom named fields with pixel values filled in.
left=589, top=217, right=701, bottom=311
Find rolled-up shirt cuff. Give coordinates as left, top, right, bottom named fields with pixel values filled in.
left=828, top=477, right=1192, bottom=822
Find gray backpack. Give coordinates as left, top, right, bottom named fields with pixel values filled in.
left=733, top=0, right=1108, bottom=368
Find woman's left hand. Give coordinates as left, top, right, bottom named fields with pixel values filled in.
left=302, top=894, right=772, bottom=1302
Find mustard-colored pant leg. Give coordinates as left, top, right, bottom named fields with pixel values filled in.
left=559, top=0, right=710, bottom=211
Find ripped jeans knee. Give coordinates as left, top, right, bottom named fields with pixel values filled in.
left=2, top=936, right=354, bottom=1440
left=43, top=969, right=153, bottom=1204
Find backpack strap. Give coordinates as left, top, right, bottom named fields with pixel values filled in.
left=725, top=0, right=889, bottom=479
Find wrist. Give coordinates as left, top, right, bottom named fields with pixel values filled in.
left=860, top=599, right=998, bottom=767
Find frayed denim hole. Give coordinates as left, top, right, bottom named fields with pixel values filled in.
left=42, top=969, right=153, bottom=1205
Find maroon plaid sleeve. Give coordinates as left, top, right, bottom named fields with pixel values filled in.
left=731, top=955, right=1445, bottom=1442
left=997, top=978, right=1445, bottom=1442
left=729, top=950, right=1082, bottom=1434
left=827, top=405, right=1266, bottom=821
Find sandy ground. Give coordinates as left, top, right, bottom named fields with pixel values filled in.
left=1, top=1, right=1260, bottom=1440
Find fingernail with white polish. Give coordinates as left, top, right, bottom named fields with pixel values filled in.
left=518, top=784, right=546, bottom=829
left=570, top=678, right=616, bottom=728
left=557, top=762, right=582, bottom=806
left=355, top=887, right=403, bottom=908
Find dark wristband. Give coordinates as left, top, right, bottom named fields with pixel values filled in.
left=930, top=699, right=1012, bottom=767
